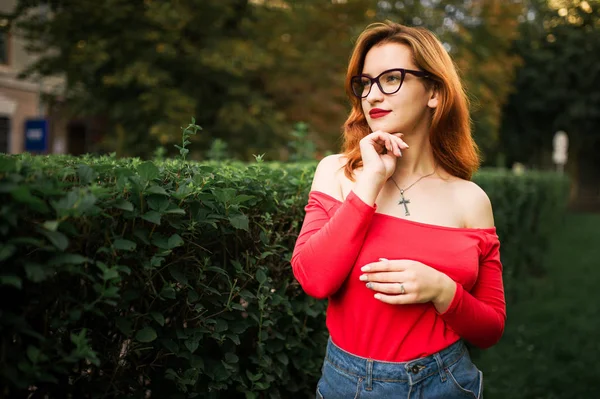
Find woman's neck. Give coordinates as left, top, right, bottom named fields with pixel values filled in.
left=391, top=131, right=437, bottom=184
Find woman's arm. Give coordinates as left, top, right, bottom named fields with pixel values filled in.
left=437, top=235, right=506, bottom=348
left=291, top=155, right=384, bottom=299
left=437, top=186, right=506, bottom=348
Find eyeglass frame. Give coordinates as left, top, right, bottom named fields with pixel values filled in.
left=350, top=68, right=431, bottom=98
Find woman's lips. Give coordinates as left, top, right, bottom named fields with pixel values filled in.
left=369, top=109, right=391, bottom=119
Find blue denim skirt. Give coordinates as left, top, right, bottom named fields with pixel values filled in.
left=316, top=338, right=483, bottom=399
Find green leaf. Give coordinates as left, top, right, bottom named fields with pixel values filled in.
left=213, top=188, right=236, bottom=204
left=256, top=269, right=267, bottom=285
left=276, top=352, right=289, bottom=366
left=137, top=161, right=160, bottom=181
left=113, top=239, right=136, bottom=251
left=168, top=234, right=184, bottom=248
left=10, top=186, right=48, bottom=211
left=190, top=355, right=205, bottom=370
left=146, top=185, right=168, bottom=196
left=77, top=164, right=97, bottom=185
left=135, top=327, right=157, bottom=343
left=165, top=207, right=186, bottom=215
left=160, top=285, right=176, bottom=300
left=185, top=338, right=200, bottom=354
left=27, top=346, right=41, bottom=364
left=246, top=370, right=263, bottom=382
left=169, top=268, right=188, bottom=286
left=229, top=214, right=249, bottom=231
left=173, top=184, right=192, bottom=199
left=39, top=229, right=69, bottom=251
left=214, top=319, right=228, bottom=333
left=115, top=317, right=133, bottom=335
left=48, top=254, right=88, bottom=266
left=114, top=199, right=134, bottom=211
left=150, top=312, right=165, bottom=326
left=231, top=195, right=255, bottom=205
left=0, top=275, right=22, bottom=289
left=147, top=196, right=169, bottom=212
left=225, top=352, right=239, bottom=364
left=142, top=211, right=161, bottom=225
left=0, top=156, right=17, bottom=172
left=24, top=262, right=52, bottom=282
left=0, top=244, right=16, bottom=262
left=42, top=220, right=60, bottom=232
left=161, top=339, right=179, bottom=354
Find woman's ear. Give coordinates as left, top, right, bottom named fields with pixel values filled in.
left=427, top=87, right=439, bottom=109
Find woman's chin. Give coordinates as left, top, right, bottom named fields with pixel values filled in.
left=368, top=121, right=405, bottom=134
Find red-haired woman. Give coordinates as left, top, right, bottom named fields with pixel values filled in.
left=291, top=21, right=505, bottom=398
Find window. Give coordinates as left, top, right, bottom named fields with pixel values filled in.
left=0, top=29, right=8, bottom=65
left=0, top=117, right=9, bottom=153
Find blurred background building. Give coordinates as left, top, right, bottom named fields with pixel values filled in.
left=0, top=0, right=104, bottom=156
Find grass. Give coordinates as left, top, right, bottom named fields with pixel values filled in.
left=475, top=212, right=600, bottom=399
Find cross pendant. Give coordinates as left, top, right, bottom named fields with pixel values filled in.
left=398, top=190, right=411, bottom=216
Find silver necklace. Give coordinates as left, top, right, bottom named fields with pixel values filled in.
left=390, top=168, right=437, bottom=216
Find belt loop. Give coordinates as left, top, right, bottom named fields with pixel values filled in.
left=433, top=352, right=447, bottom=382
left=366, top=359, right=373, bottom=390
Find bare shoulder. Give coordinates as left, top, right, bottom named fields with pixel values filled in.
left=310, top=154, right=346, bottom=201
left=455, top=179, right=495, bottom=229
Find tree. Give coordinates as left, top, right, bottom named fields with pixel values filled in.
left=378, top=0, right=524, bottom=160
left=9, top=0, right=291, bottom=158
left=8, top=0, right=525, bottom=161
left=499, top=0, right=600, bottom=171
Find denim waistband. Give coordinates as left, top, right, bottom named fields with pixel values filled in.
left=325, top=338, right=467, bottom=386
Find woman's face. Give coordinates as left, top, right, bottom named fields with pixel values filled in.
left=360, top=42, right=437, bottom=135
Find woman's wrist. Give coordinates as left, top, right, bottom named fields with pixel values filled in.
left=352, top=171, right=386, bottom=206
left=433, top=273, right=456, bottom=314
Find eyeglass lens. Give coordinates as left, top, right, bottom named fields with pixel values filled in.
left=352, top=70, right=405, bottom=98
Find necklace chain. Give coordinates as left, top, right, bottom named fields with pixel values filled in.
left=389, top=167, right=437, bottom=216
left=390, top=167, right=437, bottom=194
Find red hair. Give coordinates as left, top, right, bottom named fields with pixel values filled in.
left=342, top=21, right=480, bottom=181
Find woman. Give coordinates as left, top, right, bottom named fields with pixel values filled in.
left=291, top=21, right=505, bottom=399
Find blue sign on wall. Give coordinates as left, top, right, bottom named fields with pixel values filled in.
left=24, top=119, right=48, bottom=153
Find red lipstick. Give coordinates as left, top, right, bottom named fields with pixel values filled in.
left=369, top=108, right=391, bottom=119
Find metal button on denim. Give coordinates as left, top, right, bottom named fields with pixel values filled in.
left=410, top=365, right=420, bottom=374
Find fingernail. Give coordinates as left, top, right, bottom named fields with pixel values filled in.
left=366, top=282, right=373, bottom=289
left=361, top=266, right=371, bottom=272
left=379, top=258, right=388, bottom=262
left=374, top=294, right=382, bottom=300
left=359, top=274, right=367, bottom=281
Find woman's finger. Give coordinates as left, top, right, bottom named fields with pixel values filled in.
left=359, top=271, right=406, bottom=283
left=365, top=282, right=407, bottom=294
left=373, top=293, right=417, bottom=305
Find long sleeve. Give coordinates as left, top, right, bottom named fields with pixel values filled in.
left=438, top=232, right=506, bottom=348
left=291, top=190, right=376, bottom=299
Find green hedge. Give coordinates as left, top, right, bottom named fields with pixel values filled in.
left=0, top=154, right=569, bottom=398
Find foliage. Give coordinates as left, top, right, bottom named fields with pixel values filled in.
left=287, top=122, right=317, bottom=162
left=175, top=118, right=202, bottom=161
left=378, top=0, right=525, bottom=159
left=6, top=0, right=291, bottom=158
left=499, top=0, right=600, bottom=167
left=474, top=213, right=600, bottom=399
left=0, top=152, right=326, bottom=398
left=5, top=0, right=527, bottom=160
left=0, top=151, right=569, bottom=398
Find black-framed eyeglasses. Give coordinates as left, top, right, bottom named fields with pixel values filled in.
left=350, top=68, right=431, bottom=98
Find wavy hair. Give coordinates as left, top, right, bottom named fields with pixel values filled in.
left=341, top=21, right=479, bottom=181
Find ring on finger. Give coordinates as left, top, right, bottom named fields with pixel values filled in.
left=399, top=284, right=406, bottom=295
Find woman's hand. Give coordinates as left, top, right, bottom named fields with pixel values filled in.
left=359, top=258, right=456, bottom=313
left=359, top=131, right=408, bottom=180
